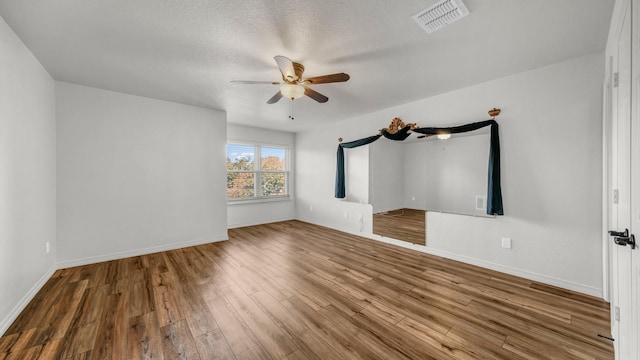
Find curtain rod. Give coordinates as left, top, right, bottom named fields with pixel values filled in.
left=338, top=107, right=501, bottom=142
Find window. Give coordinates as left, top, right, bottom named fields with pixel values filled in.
left=226, top=143, right=289, bottom=201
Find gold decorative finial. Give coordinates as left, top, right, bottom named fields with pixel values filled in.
left=488, top=108, right=501, bottom=119
left=381, top=118, right=418, bottom=134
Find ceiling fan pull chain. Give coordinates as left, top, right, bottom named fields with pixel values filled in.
left=289, top=99, right=294, bottom=120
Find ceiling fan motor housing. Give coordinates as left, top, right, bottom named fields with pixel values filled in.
left=291, top=62, right=305, bottom=82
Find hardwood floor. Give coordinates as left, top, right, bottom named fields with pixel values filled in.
left=373, top=208, right=426, bottom=245
left=1, top=220, right=613, bottom=359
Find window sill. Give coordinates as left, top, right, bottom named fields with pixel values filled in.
left=227, top=196, right=292, bottom=205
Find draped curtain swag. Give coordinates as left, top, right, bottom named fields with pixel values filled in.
left=334, top=119, right=503, bottom=216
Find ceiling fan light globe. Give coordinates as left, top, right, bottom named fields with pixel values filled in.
left=280, top=84, right=305, bottom=100
left=437, top=134, right=451, bottom=140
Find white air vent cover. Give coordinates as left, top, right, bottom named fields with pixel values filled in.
left=413, top=0, right=470, bottom=34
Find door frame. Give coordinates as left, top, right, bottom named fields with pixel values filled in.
left=604, top=0, right=640, bottom=358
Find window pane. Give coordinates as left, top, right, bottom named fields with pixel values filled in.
left=261, top=172, right=286, bottom=196
left=227, top=172, right=255, bottom=198
left=226, top=144, right=255, bottom=171
left=261, top=147, right=286, bottom=171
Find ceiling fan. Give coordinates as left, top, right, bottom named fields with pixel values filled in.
left=231, top=56, right=350, bottom=104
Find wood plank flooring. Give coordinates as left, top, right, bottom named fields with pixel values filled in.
left=373, top=208, right=426, bottom=245
left=1, top=220, right=613, bottom=359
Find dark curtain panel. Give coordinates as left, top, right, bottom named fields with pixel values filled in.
left=411, top=119, right=496, bottom=135
left=487, top=123, right=503, bottom=215
left=335, top=135, right=381, bottom=198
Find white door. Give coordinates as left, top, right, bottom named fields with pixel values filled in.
left=609, top=1, right=635, bottom=358
left=630, top=0, right=640, bottom=356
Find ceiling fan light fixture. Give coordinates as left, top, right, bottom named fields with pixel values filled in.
left=437, top=133, right=451, bottom=140
left=280, top=84, right=305, bottom=100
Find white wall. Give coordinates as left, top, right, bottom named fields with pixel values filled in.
left=422, top=133, right=490, bottom=216
left=374, top=133, right=490, bottom=215
left=0, top=16, right=57, bottom=335
left=344, top=146, right=369, bottom=205
left=403, top=141, right=428, bottom=210
left=227, top=124, right=296, bottom=228
left=297, top=114, right=376, bottom=234
left=56, top=82, right=228, bottom=266
left=296, top=52, right=605, bottom=296
left=370, top=140, right=404, bottom=213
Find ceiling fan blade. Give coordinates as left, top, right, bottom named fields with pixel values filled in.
left=304, top=73, right=350, bottom=85
left=231, top=80, right=280, bottom=84
left=304, top=86, right=329, bottom=103
left=266, top=91, right=283, bottom=104
left=274, top=56, right=297, bottom=82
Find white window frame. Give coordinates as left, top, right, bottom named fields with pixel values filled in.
left=226, top=142, right=291, bottom=204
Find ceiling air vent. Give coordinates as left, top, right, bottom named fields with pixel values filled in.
left=412, top=0, right=470, bottom=34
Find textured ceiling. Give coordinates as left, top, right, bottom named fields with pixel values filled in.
left=0, top=0, right=614, bottom=132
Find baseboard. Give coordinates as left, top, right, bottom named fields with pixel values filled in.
left=295, top=217, right=603, bottom=298
left=295, top=216, right=361, bottom=235
left=373, top=207, right=397, bottom=214
left=439, top=249, right=602, bottom=297
left=1, top=234, right=229, bottom=336
left=356, top=231, right=603, bottom=298
left=56, top=233, right=229, bottom=269
left=0, top=264, right=57, bottom=337
left=227, top=216, right=295, bottom=229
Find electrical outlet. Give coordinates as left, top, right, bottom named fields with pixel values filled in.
left=309, top=205, right=313, bottom=212
left=45, top=242, right=50, bottom=254
left=501, top=237, right=512, bottom=249
left=344, top=211, right=349, bottom=219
